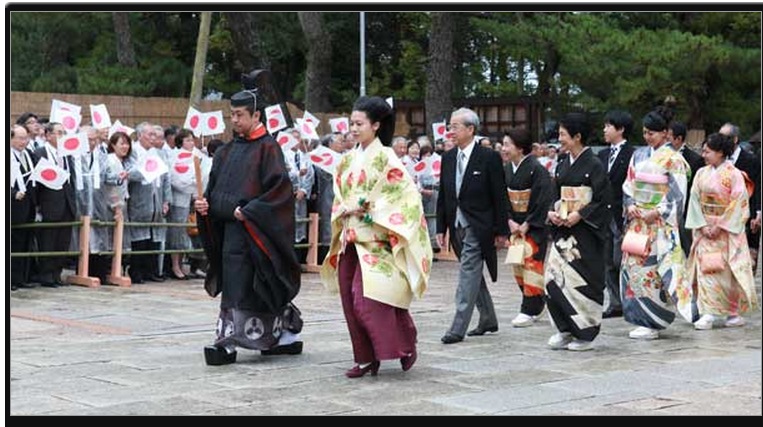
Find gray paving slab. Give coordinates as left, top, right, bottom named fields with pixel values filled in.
left=7, top=258, right=762, bottom=415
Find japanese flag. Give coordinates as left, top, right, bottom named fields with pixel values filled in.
left=58, top=132, right=88, bottom=157
left=302, top=110, right=320, bottom=129
left=432, top=121, right=447, bottom=141
left=411, top=159, right=429, bottom=177
left=385, top=97, right=394, bottom=108
left=108, top=120, right=135, bottom=139
left=50, top=99, right=82, bottom=123
left=296, top=118, right=320, bottom=141
left=89, top=104, right=112, bottom=129
left=265, top=104, right=288, bottom=134
left=308, top=144, right=342, bottom=176
left=137, top=152, right=169, bottom=184
left=202, top=110, right=225, bottom=136
left=329, top=117, right=350, bottom=134
left=184, top=106, right=204, bottom=137
left=30, top=157, right=70, bottom=190
left=171, top=150, right=195, bottom=187
left=276, top=131, right=299, bottom=152
left=430, top=152, right=442, bottom=179
left=53, top=108, right=82, bottom=134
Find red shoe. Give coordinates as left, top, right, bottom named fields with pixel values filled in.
left=401, top=349, right=417, bottom=371
left=345, top=361, right=380, bottom=378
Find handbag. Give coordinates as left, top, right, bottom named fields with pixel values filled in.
left=621, top=230, right=650, bottom=257
left=187, top=211, right=199, bottom=237
left=700, top=251, right=724, bottom=274
left=504, top=237, right=526, bottom=265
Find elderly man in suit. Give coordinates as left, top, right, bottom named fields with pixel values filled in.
left=597, top=110, right=635, bottom=318
left=436, top=108, right=509, bottom=344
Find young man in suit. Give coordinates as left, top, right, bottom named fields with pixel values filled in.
left=597, top=110, right=635, bottom=318
left=721, top=123, right=761, bottom=272
left=669, top=121, right=705, bottom=257
left=436, top=108, right=509, bottom=344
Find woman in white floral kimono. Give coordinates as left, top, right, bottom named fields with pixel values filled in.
left=321, top=96, right=433, bottom=378
left=679, top=133, right=759, bottom=330
left=620, top=107, right=690, bottom=340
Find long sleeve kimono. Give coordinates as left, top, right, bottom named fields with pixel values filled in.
left=675, top=161, right=759, bottom=321
left=544, top=148, right=611, bottom=342
left=504, top=155, right=553, bottom=316
left=620, top=144, right=689, bottom=330
left=320, top=138, right=432, bottom=363
left=199, top=128, right=302, bottom=352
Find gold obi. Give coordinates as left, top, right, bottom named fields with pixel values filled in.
left=558, top=186, right=592, bottom=219
left=700, top=193, right=727, bottom=217
left=508, top=189, right=531, bottom=213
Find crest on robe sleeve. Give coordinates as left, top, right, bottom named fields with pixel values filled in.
left=30, top=157, right=70, bottom=190
left=308, top=144, right=341, bottom=176
left=89, top=104, right=112, bottom=129
left=265, top=104, right=288, bottom=134
left=432, top=121, right=447, bottom=141
left=184, top=106, right=204, bottom=137
left=329, top=117, right=349, bottom=134
left=137, top=152, right=169, bottom=184
left=201, top=110, right=226, bottom=136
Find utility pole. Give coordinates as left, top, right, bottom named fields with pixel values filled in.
left=190, top=11, right=212, bottom=106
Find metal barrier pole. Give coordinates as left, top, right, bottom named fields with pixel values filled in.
left=303, top=213, right=321, bottom=273
left=107, top=207, right=131, bottom=287
left=66, top=215, right=101, bottom=287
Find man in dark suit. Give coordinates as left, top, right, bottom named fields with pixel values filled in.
left=668, top=121, right=704, bottom=257
left=597, top=110, right=635, bottom=318
left=721, top=123, right=761, bottom=272
left=10, top=125, right=38, bottom=290
left=436, top=108, right=509, bottom=344
left=33, top=122, right=77, bottom=288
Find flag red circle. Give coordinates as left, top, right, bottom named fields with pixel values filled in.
left=278, top=135, right=289, bottom=145
left=337, top=121, right=347, bottom=132
left=64, top=137, right=80, bottom=150
left=41, top=169, right=58, bottom=181
left=94, top=111, right=102, bottom=124
left=175, top=164, right=189, bottom=174
left=433, top=160, right=441, bottom=171
left=146, top=159, right=158, bottom=172
left=178, top=151, right=193, bottom=159
left=436, top=125, right=445, bottom=135
left=414, top=162, right=426, bottom=172
left=190, top=115, right=200, bottom=129
left=310, top=155, right=323, bottom=163
left=63, top=116, right=76, bottom=130
left=269, top=118, right=280, bottom=129
left=302, top=123, right=312, bottom=134
left=208, top=116, right=218, bottom=129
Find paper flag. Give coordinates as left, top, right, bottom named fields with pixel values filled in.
left=432, top=121, right=447, bottom=141
left=184, top=106, right=204, bottom=137
left=50, top=99, right=82, bottom=123
left=296, top=118, right=320, bottom=141
left=30, top=157, right=70, bottom=190
left=137, top=152, right=169, bottom=184
left=302, top=110, right=320, bottom=129
left=201, top=110, right=225, bottom=136
left=276, top=131, right=300, bottom=152
left=53, top=108, right=82, bottom=133
left=329, top=117, right=350, bottom=134
left=308, top=144, right=342, bottom=176
left=265, top=104, right=288, bottom=134
left=89, top=104, right=112, bottom=129
left=58, top=132, right=88, bottom=157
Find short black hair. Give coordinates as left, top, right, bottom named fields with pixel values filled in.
left=16, top=112, right=38, bottom=126
left=670, top=121, right=687, bottom=141
left=207, top=138, right=224, bottom=156
left=604, top=110, right=634, bottom=138
left=558, top=113, right=590, bottom=146
left=704, top=132, right=735, bottom=158
left=505, top=128, right=533, bottom=155
left=175, top=129, right=194, bottom=148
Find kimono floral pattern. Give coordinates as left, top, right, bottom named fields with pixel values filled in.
left=321, top=139, right=433, bottom=309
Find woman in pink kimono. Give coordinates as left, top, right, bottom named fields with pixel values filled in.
left=321, top=96, right=433, bottom=378
left=680, top=133, right=759, bottom=329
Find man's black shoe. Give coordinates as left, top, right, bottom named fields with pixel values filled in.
left=147, top=274, right=165, bottom=282
left=441, top=333, right=463, bottom=344
left=467, top=325, right=498, bottom=336
left=204, top=345, right=237, bottom=366
left=261, top=341, right=303, bottom=356
left=602, top=307, right=623, bottom=319
left=11, top=284, right=19, bottom=291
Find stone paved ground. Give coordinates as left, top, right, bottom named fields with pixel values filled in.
left=7, top=255, right=762, bottom=415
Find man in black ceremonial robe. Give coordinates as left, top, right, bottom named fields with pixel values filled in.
left=195, top=71, right=303, bottom=365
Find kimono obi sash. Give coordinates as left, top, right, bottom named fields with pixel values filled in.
left=558, top=185, right=592, bottom=219
left=508, top=189, right=531, bottom=213
left=632, top=172, right=669, bottom=208
left=700, top=192, right=727, bottom=217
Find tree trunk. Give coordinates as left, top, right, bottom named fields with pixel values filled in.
left=189, top=12, right=212, bottom=106
left=112, top=12, right=136, bottom=67
left=425, top=12, right=455, bottom=140
left=298, top=12, right=332, bottom=113
left=223, top=12, right=269, bottom=72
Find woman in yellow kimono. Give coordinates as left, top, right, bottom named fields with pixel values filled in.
left=321, top=96, right=433, bottom=378
left=620, top=107, right=690, bottom=340
left=681, top=133, right=758, bottom=330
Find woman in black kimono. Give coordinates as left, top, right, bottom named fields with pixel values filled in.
left=503, top=128, right=553, bottom=328
left=544, top=113, right=611, bottom=351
